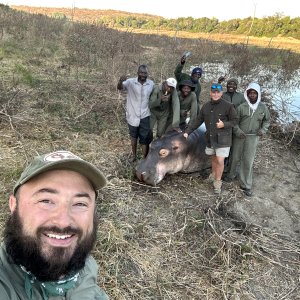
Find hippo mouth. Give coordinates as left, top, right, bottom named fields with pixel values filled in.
left=137, top=171, right=165, bottom=186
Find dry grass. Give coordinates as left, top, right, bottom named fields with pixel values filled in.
left=1, top=93, right=299, bottom=299
left=118, top=28, right=300, bottom=54
left=1, top=9, right=300, bottom=299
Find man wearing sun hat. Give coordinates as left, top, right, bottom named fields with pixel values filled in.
left=149, top=77, right=181, bottom=138
left=0, top=150, right=109, bottom=299
left=184, top=84, right=237, bottom=194
left=174, top=53, right=203, bottom=112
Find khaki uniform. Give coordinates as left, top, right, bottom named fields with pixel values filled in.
left=149, top=84, right=180, bottom=138
left=228, top=87, right=270, bottom=189
left=222, top=91, right=245, bottom=108
left=178, top=90, right=198, bottom=129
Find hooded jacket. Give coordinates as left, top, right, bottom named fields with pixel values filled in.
left=233, top=82, right=270, bottom=137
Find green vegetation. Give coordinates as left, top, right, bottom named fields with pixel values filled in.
left=97, top=14, right=300, bottom=39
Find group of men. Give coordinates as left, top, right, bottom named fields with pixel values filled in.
left=118, top=56, right=270, bottom=197
left=0, top=55, right=270, bottom=299
left=117, top=56, right=204, bottom=162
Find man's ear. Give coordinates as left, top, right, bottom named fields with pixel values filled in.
left=9, top=194, right=17, bottom=213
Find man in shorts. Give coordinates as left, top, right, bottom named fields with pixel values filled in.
left=117, top=64, right=154, bottom=162
left=184, top=83, right=237, bottom=194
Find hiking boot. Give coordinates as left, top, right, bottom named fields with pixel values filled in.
left=205, top=173, right=215, bottom=183
left=243, top=189, right=253, bottom=197
left=240, top=186, right=253, bottom=197
left=213, top=180, right=222, bottom=194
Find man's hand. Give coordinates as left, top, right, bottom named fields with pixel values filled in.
left=257, top=129, right=264, bottom=136
left=217, top=76, right=226, bottom=84
left=119, top=75, right=127, bottom=82
left=161, top=94, right=169, bottom=102
left=180, top=109, right=188, bottom=117
left=216, top=119, right=224, bottom=129
left=117, top=75, right=127, bottom=90
left=239, top=131, right=247, bottom=139
left=174, top=127, right=183, bottom=133
left=180, top=55, right=186, bottom=65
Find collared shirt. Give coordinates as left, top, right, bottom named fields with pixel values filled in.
left=122, top=77, right=154, bottom=127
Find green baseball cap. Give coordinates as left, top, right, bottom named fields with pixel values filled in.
left=13, top=150, right=107, bottom=195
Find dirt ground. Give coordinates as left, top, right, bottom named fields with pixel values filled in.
left=222, top=137, right=300, bottom=240
left=133, top=134, right=300, bottom=240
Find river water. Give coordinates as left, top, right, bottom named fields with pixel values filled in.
left=200, top=62, right=300, bottom=122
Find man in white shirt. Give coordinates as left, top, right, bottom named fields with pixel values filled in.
left=117, top=64, right=154, bottom=162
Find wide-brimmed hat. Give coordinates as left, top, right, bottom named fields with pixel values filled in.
left=178, top=80, right=196, bottom=91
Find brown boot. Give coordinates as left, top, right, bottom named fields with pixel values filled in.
left=205, top=173, right=215, bottom=183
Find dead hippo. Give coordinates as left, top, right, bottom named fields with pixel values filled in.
left=136, top=124, right=210, bottom=185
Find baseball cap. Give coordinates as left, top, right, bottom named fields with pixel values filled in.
left=211, top=83, right=223, bottom=92
left=191, top=67, right=203, bottom=76
left=166, top=77, right=177, bottom=88
left=13, top=150, right=107, bottom=195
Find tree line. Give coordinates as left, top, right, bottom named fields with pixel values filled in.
left=95, top=14, right=300, bottom=40
left=6, top=4, right=300, bottom=40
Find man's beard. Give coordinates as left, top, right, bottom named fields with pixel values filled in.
left=4, top=209, right=98, bottom=282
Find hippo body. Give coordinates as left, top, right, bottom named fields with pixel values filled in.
left=136, top=124, right=210, bottom=185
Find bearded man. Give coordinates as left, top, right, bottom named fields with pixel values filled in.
left=0, top=150, right=109, bottom=299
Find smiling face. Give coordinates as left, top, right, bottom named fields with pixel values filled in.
left=210, top=89, right=223, bottom=101
left=5, top=169, right=97, bottom=281
left=181, top=85, right=192, bottom=97
left=227, top=81, right=237, bottom=93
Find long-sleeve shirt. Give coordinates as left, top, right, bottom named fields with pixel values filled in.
left=121, top=77, right=154, bottom=126
left=233, top=101, right=270, bottom=136
left=149, top=84, right=180, bottom=128
left=178, top=90, right=198, bottom=126
left=222, top=91, right=245, bottom=108
left=186, top=98, right=237, bottom=148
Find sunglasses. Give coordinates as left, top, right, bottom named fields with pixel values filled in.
left=211, top=84, right=223, bottom=91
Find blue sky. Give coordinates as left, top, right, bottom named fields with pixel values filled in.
left=3, top=0, right=300, bottom=20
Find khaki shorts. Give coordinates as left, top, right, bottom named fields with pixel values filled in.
left=205, top=146, right=230, bottom=157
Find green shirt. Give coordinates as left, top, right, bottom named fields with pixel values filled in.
left=233, top=101, right=270, bottom=136
left=149, top=84, right=180, bottom=128
left=178, top=90, right=198, bottom=125
left=222, top=91, right=245, bottom=108
left=0, top=243, right=109, bottom=300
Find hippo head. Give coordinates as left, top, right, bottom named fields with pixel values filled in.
left=136, top=131, right=191, bottom=186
